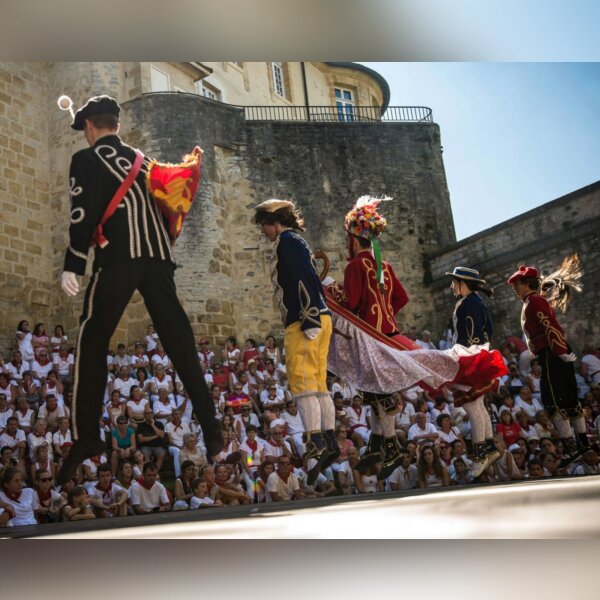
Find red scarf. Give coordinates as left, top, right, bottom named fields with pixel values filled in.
left=4, top=489, right=22, bottom=502
left=268, top=439, right=282, bottom=448
left=37, top=488, right=52, bottom=506
left=137, top=477, right=155, bottom=491
left=277, top=471, right=291, bottom=484
left=246, top=439, right=258, bottom=452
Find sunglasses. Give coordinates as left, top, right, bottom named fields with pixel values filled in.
left=39, top=477, right=52, bottom=482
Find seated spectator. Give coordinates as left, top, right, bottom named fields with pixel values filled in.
left=526, top=437, right=541, bottom=460
left=31, top=443, right=56, bottom=483
left=534, top=411, right=560, bottom=440
left=450, top=439, right=473, bottom=471
left=451, top=458, right=473, bottom=485
left=151, top=342, right=173, bottom=374
left=130, top=343, right=150, bottom=376
left=6, top=350, right=29, bottom=384
left=0, top=417, right=27, bottom=462
left=495, top=410, right=523, bottom=447
left=113, top=365, right=137, bottom=401
left=492, top=434, right=523, bottom=481
left=14, top=396, right=35, bottom=435
left=264, top=425, right=293, bottom=462
left=88, top=463, right=128, bottom=518
left=338, top=446, right=361, bottom=495
left=113, top=343, right=132, bottom=372
left=514, top=385, right=543, bottom=420
left=0, top=467, right=38, bottom=526
left=235, top=405, right=260, bottom=443
left=37, top=394, right=67, bottom=433
left=330, top=425, right=355, bottom=473
left=27, top=418, right=53, bottom=463
left=126, top=386, right=150, bottom=428
left=242, top=338, right=260, bottom=370
left=261, top=383, right=285, bottom=413
left=31, top=349, right=53, bottom=383
left=225, top=383, right=253, bottom=416
left=408, top=412, right=439, bottom=446
left=417, top=445, right=449, bottom=488
left=153, top=388, right=176, bottom=425
left=145, top=324, right=159, bottom=358
left=81, top=454, right=107, bottom=489
left=431, top=396, right=451, bottom=423
left=149, top=364, right=174, bottom=402
left=34, top=469, right=65, bottom=523
left=52, top=417, right=72, bottom=461
left=506, top=363, right=525, bottom=395
left=516, top=411, right=538, bottom=441
left=62, top=485, right=96, bottom=521
left=572, top=449, right=600, bottom=475
left=136, top=368, right=152, bottom=398
left=179, top=433, right=207, bottom=471
left=215, top=429, right=241, bottom=464
left=0, top=374, right=17, bottom=405
left=416, top=330, right=436, bottom=350
left=498, top=392, right=519, bottom=418
left=394, top=393, right=416, bottom=445
left=353, top=459, right=382, bottom=494
left=165, top=410, right=192, bottom=478
left=295, top=454, right=337, bottom=499
left=388, top=449, right=417, bottom=491
left=199, top=465, right=221, bottom=503
left=214, top=463, right=252, bottom=505
left=111, top=415, right=137, bottom=475
left=239, top=425, right=265, bottom=490
left=173, top=460, right=198, bottom=510
left=281, top=399, right=305, bottom=456
left=129, top=462, right=171, bottom=514
left=190, top=477, right=223, bottom=509
left=210, top=364, right=229, bottom=391
left=255, top=460, right=275, bottom=503
left=107, top=390, right=126, bottom=430
left=438, top=442, right=454, bottom=471
left=527, top=459, right=545, bottom=479
left=0, top=393, right=14, bottom=434
left=42, top=371, right=65, bottom=407
left=266, top=456, right=303, bottom=502
left=53, top=346, right=74, bottom=385
left=197, top=338, right=215, bottom=371
left=115, top=460, right=136, bottom=493
left=347, top=395, right=371, bottom=448
left=508, top=444, right=528, bottom=478
left=136, top=407, right=168, bottom=473
left=437, top=414, right=462, bottom=445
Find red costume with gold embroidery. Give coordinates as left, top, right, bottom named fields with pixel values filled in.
left=521, top=291, right=569, bottom=356
left=337, top=251, right=408, bottom=335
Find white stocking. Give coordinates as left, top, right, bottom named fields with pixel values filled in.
left=379, top=409, right=396, bottom=438
left=463, top=397, right=490, bottom=444
left=318, top=393, right=336, bottom=430
left=370, top=403, right=383, bottom=436
left=297, top=395, right=321, bottom=432
left=570, top=415, right=586, bottom=435
left=552, top=412, right=574, bottom=438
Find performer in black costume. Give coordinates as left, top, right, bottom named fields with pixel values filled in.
left=57, top=95, right=223, bottom=484
left=446, top=266, right=500, bottom=478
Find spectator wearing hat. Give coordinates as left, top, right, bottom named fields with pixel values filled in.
left=446, top=265, right=501, bottom=478
left=56, top=94, right=222, bottom=485
left=508, top=264, right=590, bottom=469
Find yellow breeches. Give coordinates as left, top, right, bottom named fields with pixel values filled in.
left=284, top=315, right=332, bottom=396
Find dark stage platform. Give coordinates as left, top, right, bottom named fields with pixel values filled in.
left=4, top=475, right=599, bottom=539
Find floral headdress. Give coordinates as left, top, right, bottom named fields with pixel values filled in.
left=344, top=195, right=390, bottom=240
left=344, top=195, right=392, bottom=289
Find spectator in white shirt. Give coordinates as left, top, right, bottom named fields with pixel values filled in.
left=408, top=412, right=440, bottom=446
left=266, top=455, right=303, bottom=502
left=387, top=450, right=417, bottom=491
left=129, top=461, right=171, bottom=514
left=416, top=330, right=436, bottom=350
left=165, top=410, right=191, bottom=478
left=0, top=417, right=27, bottom=462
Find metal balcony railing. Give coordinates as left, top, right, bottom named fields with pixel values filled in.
left=243, top=105, right=433, bottom=123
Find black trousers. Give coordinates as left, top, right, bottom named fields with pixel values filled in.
left=539, top=347, right=583, bottom=419
left=71, top=258, right=217, bottom=442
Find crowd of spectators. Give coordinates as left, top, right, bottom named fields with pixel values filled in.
left=1, top=318, right=599, bottom=528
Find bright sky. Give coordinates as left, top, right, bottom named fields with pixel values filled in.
left=362, top=62, right=600, bottom=240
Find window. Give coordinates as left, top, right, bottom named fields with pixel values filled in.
left=335, top=87, right=355, bottom=122
left=196, top=80, right=222, bottom=102
left=150, top=66, right=170, bottom=92
left=272, top=62, right=285, bottom=97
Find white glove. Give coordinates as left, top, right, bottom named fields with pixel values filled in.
left=303, top=327, right=320, bottom=340
left=322, top=276, right=335, bottom=286
left=61, top=271, right=80, bottom=297
left=559, top=352, right=577, bottom=363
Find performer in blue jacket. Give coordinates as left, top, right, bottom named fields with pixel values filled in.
left=254, top=199, right=337, bottom=484
left=446, top=266, right=500, bottom=478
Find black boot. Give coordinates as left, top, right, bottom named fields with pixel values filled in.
left=320, top=429, right=341, bottom=471
left=377, top=436, right=403, bottom=481
left=305, top=431, right=332, bottom=486
left=471, top=439, right=500, bottom=479
left=559, top=433, right=589, bottom=470
left=355, top=433, right=383, bottom=473
left=56, top=438, right=107, bottom=486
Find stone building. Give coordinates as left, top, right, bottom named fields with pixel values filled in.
left=0, top=61, right=597, bottom=357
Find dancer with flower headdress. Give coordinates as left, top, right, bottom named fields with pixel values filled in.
left=327, top=196, right=415, bottom=479
left=325, top=196, right=508, bottom=480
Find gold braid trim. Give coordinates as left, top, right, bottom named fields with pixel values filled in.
left=465, top=316, right=481, bottom=346
left=537, top=311, right=567, bottom=353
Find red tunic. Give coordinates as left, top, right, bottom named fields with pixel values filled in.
left=337, top=251, right=409, bottom=335
left=521, top=291, right=569, bottom=356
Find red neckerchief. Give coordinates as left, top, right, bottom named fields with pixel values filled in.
left=172, top=422, right=183, bottom=431
left=37, top=488, right=52, bottom=506
left=11, top=360, right=22, bottom=369
left=4, top=489, right=22, bottom=502
left=156, top=374, right=165, bottom=382
left=137, top=477, right=155, bottom=491
left=37, top=357, right=50, bottom=366
left=90, top=456, right=102, bottom=465
left=269, top=439, right=282, bottom=448
left=353, top=406, right=362, bottom=417
left=246, top=439, right=258, bottom=452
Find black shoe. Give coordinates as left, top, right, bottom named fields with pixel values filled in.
left=320, top=430, right=340, bottom=471
left=377, top=437, right=403, bottom=481
left=305, top=431, right=331, bottom=486
left=56, top=439, right=106, bottom=486
left=354, top=453, right=381, bottom=474
left=558, top=451, right=582, bottom=471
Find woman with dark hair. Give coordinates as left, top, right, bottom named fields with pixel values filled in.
left=15, top=320, right=34, bottom=363
left=222, top=336, right=241, bottom=371
left=0, top=467, right=38, bottom=526
left=242, top=339, right=260, bottom=370
left=173, top=460, right=197, bottom=509
left=446, top=266, right=500, bottom=477
left=262, top=335, right=281, bottom=365
left=416, top=445, right=449, bottom=488
left=0, top=372, right=17, bottom=404
left=255, top=459, right=275, bottom=503
left=115, top=460, right=135, bottom=492
left=495, top=410, right=523, bottom=447
left=50, top=325, right=68, bottom=358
